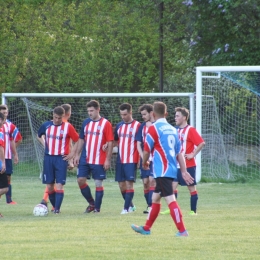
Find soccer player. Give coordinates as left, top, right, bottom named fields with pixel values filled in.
left=131, top=101, right=194, bottom=236
left=40, top=104, right=74, bottom=207
left=0, top=105, right=19, bottom=204
left=114, top=103, right=140, bottom=214
left=38, top=106, right=79, bottom=214
left=71, top=100, right=113, bottom=213
left=160, top=107, right=205, bottom=215
left=135, top=104, right=156, bottom=214
left=0, top=112, right=8, bottom=217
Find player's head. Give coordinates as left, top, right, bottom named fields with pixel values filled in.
left=0, top=105, right=8, bottom=121
left=138, top=104, right=153, bottom=122
left=53, top=106, right=65, bottom=125
left=153, top=101, right=167, bottom=119
left=175, top=107, right=189, bottom=126
left=119, top=103, right=132, bottom=123
left=86, top=100, right=100, bottom=121
left=61, top=104, right=71, bottom=121
left=0, top=112, right=5, bottom=127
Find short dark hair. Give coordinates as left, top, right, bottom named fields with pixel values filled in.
left=119, top=103, right=132, bottom=113
left=61, top=104, right=71, bottom=114
left=53, top=106, right=65, bottom=116
left=153, top=101, right=167, bottom=116
left=0, top=112, right=4, bottom=121
left=175, top=107, right=189, bottom=121
left=138, top=104, right=153, bottom=113
left=86, top=100, right=100, bottom=110
left=0, top=105, right=7, bottom=111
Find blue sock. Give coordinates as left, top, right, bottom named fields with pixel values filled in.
left=144, top=189, right=149, bottom=205
left=6, top=184, right=12, bottom=203
left=174, top=190, right=178, bottom=199
left=148, top=187, right=155, bottom=207
left=124, top=189, right=134, bottom=210
left=190, top=191, right=198, bottom=212
left=55, top=190, right=64, bottom=211
left=95, top=187, right=104, bottom=212
left=48, top=191, right=56, bottom=208
left=80, top=183, right=94, bottom=205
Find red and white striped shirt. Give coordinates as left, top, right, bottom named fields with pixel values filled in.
left=80, top=117, right=114, bottom=164
left=38, top=121, right=79, bottom=155
left=178, top=125, right=204, bottom=168
left=2, top=121, right=16, bottom=159
left=114, top=120, right=140, bottom=163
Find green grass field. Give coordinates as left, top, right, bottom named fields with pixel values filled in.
left=1, top=176, right=260, bottom=260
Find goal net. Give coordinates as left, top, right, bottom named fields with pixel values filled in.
left=197, top=66, right=260, bottom=181
left=2, top=93, right=196, bottom=179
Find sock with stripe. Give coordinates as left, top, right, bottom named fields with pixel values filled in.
left=55, top=190, right=64, bottom=211
left=169, top=201, right=186, bottom=233
left=80, top=183, right=94, bottom=206
left=95, top=187, right=104, bottom=212
left=190, top=190, right=198, bottom=213
left=48, top=190, right=56, bottom=208
left=6, top=183, right=12, bottom=203
left=43, top=186, right=49, bottom=202
left=144, top=203, right=160, bottom=231
left=174, top=189, right=178, bottom=199
left=144, top=189, right=149, bottom=205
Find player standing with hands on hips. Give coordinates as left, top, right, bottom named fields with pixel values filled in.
left=131, top=102, right=194, bottom=236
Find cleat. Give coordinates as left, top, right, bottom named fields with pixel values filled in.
left=189, top=211, right=197, bottom=215
left=143, top=206, right=151, bottom=214
left=7, top=201, right=17, bottom=205
left=121, top=209, right=129, bottom=214
left=131, top=224, right=151, bottom=235
left=53, top=209, right=60, bottom=214
left=176, top=230, right=189, bottom=237
left=93, top=209, right=100, bottom=214
left=40, top=199, right=47, bottom=207
left=160, top=209, right=170, bottom=215
left=51, top=207, right=55, bottom=212
left=129, top=205, right=136, bottom=213
left=84, top=205, right=95, bottom=213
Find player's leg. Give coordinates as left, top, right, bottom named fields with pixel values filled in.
left=77, top=163, right=95, bottom=213
left=115, top=162, right=127, bottom=213
left=140, top=158, right=150, bottom=213
left=123, top=163, right=137, bottom=213
left=91, top=164, right=106, bottom=213
left=147, top=161, right=155, bottom=212
left=160, top=180, right=178, bottom=215
left=5, top=159, right=16, bottom=204
left=0, top=172, right=9, bottom=217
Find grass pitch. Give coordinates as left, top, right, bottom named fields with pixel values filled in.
left=1, top=177, right=260, bottom=260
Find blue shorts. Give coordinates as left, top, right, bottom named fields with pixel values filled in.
left=115, top=163, right=137, bottom=182
left=5, top=159, right=13, bottom=175
left=42, top=155, right=68, bottom=185
left=77, top=163, right=106, bottom=180
left=174, top=166, right=197, bottom=186
left=140, top=159, right=153, bottom=179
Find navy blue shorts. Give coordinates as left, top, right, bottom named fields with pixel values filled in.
left=174, top=166, right=196, bottom=186
left=0, top=172, right=8, bottom=188
left=5, top=159, right=13, bottom=175
left=115, top=163, right=137, bottom=182
left=140, top=159, right=154, bottom=179
left=42, top=155, right=68, bottom=185
left=77, top=163, right=106, bottom=180
left=154, top=177, right=174, bottom=197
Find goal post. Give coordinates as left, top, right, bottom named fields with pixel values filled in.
left=2, top=92, right=197, bottom=179
left=196, top=66, right=260, bottom=181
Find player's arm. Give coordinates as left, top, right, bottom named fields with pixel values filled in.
left=72, top=138, right=84, bottom=166
left=0, top=145, right=6, bottom=173
left=177, top=152, right=194, bottom=185
left=137, top=141, right=143, bottom=159
left=104, top=141, right=113, bottom=171
left=37, top=135, right=45, bottom=147
left=185, top=141, right=205, bottom=160
left=10, top=139, right=18, bottom=164
left=15, top=139, right=22, bottom=148
left=142, top=150, right=150, bottom=170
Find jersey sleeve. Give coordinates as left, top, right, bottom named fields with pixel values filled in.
left=104, top=120, right=114, bottom=142
left=114, top=123, right=120, bottom=141
left=68, top=123, right=79, bottom=142
left=189, top=127, right=204, bottom=146
left=135, top=122, right=143, bottom=142
left=143, top=125, right=156, bottom=153
left=38, top=123, right=46, bottom=138
left=79, top=119, right=88, bottom=140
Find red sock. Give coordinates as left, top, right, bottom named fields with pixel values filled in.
left=169, top=201, right=186, bottom=233
left=144, top=203, right=161, bottom=231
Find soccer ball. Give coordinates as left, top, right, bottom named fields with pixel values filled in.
left=33, top=204, right=48, bottom=217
